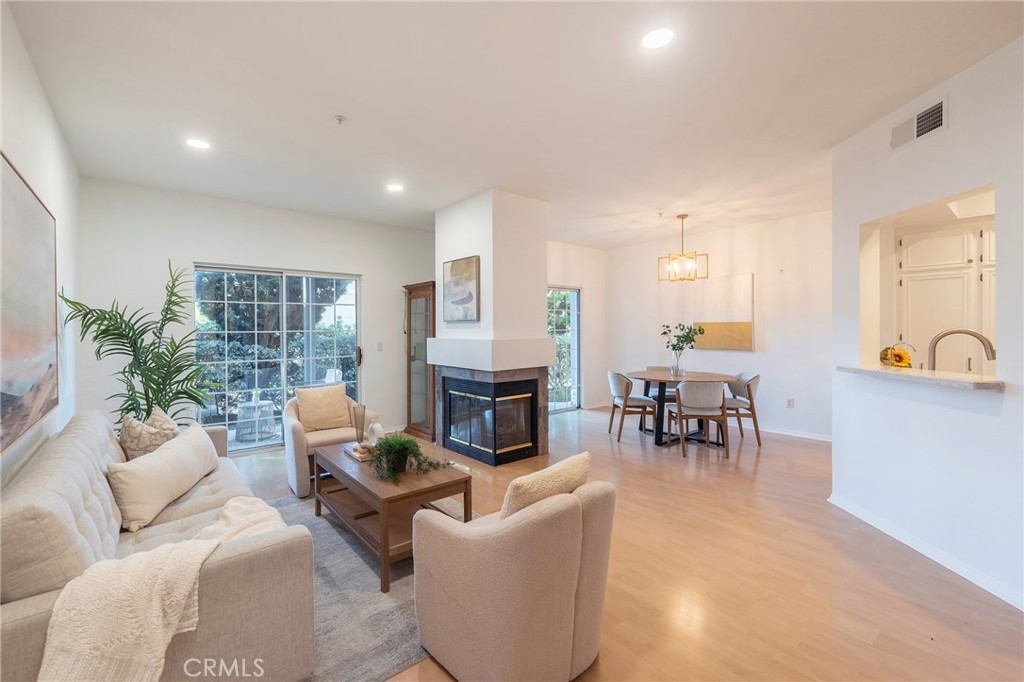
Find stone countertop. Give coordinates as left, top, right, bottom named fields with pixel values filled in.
left=836, top=364, right=1005, bottom=391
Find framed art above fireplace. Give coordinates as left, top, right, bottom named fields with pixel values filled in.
left=442, top=255, right=480, bottom=322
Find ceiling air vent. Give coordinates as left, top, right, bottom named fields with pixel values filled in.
left=890, top=98, right=946, bottom=150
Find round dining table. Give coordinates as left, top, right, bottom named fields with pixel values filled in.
left=626, top=369, right=738, bottom=446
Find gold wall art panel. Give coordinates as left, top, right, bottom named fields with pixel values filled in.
left=692, top=322, right=754, bottom=351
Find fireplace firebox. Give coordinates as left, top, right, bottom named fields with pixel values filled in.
left=443, top=377, right=538, bottom=465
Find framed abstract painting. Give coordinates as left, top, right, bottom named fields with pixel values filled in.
left=442, top=255, right=480, bottom=322
left=1, top=152, right=59, bottom=453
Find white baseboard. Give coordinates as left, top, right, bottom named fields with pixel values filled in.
left=757, top=426, right=832, bottom=443
left=829, top=495, right=1023, bottom=611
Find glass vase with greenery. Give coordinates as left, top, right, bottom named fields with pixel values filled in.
left=60, top=262, right=209, bottom=424
left=660, top=323, right=705, bottom=375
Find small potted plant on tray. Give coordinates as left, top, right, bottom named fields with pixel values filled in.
left=371, top=433, right=446, bottom=483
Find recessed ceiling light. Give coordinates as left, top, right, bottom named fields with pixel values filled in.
left=642, top=28, right=674, bottom=49
left=386, top=183, right=404, bottom=192
left=186, top=139, right=211, bottom=150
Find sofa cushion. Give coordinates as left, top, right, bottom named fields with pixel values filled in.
left=1, top=411, right=125, bottom=604
left=500, top=452, right=591, bottom=519
left=295, top=384, right=351, bottom=431
left=149, top=457, right=253, bottom=526
left=304, top=426, right=358, bottom=453
left=116, top=508, right=224, bottom=557
left=119, top=407, right=180, bottom=459
left=107, top=423, right=220, bottom=531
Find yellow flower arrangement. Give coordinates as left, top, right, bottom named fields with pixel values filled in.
left=880, top=346, right=912, bottom=368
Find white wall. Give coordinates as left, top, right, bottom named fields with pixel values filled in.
left=1, top=5, right=80, bottom=484
left=76, top=178, right=434, bottom=432
left=831, top=39, right=1023, bottom=609
left=547, top=240, right=609, bottom=409
left=603, top=211, right=833, bottom=440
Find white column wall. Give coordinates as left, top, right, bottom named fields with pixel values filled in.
left=76, top=178, right=434, bottom=432
left=1, top=6, right=80, bottom=483
left=492, top=190, right=549, bottom=340
left=831, top=38, right=1023, bottom=609
left=429, top=189, right=554, bottom=371
left=433, top=191, right=493, bottom=339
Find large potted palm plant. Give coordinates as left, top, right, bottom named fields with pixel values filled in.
left=60, top=262, right=208, bottom=423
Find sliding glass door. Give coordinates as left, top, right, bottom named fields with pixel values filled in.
left=547, top=288, right=581, bottom=413
left=195, top=268, right=359, bottom=452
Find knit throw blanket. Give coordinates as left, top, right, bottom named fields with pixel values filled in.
left=38, top=496, right=286, bottom=682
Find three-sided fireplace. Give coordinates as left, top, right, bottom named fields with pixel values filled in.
left=443, top=377, right=538, bottom=465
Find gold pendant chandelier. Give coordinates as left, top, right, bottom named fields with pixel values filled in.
left=658, top=213, right=709, bottom=282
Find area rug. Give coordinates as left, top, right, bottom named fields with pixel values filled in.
left=268, top=496, right=428, bottom=682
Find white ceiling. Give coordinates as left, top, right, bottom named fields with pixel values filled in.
left=9, top=2, right=1023, bottom=249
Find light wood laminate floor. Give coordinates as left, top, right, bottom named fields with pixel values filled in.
left=235, top=409, right=1023, bottom=681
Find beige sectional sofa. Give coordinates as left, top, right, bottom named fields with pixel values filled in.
left=0, top=411, right=314, bottom=681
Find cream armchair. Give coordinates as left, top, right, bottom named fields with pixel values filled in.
left=413, top=460, right=615, bottom=682
left=283, top=393, right=378, bottom=497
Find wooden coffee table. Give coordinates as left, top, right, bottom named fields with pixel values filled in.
left=313, top=440, right=472, bottom=592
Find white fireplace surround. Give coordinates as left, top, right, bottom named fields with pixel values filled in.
left=427, top=337, right=555, bottom=373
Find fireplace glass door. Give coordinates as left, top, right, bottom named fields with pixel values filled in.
left=449, top=390, right=494, bottom=454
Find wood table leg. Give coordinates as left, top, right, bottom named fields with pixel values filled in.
left=314, top=461, right=321, bottom=517
left=463, top=482, right=472, bottom=523
left=380, top=502, right=391, bottom=593
left=654, top=382, right=667, bottom=445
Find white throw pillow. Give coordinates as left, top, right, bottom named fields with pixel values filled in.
left=295, top=384, right=351, bottom=431
left=107, top=423, right=220, bottom=532
left=119, top=406, right=180, bottom=460
left=499, top=452, right=591, bottom=519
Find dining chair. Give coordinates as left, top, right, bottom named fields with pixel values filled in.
left=666, top=380, right=729, bottom=457
left=644, top=366, right=679, bottom=397
left=607, top=371, right=657, bottom=442
left=726, top=373, right=762, bottom=446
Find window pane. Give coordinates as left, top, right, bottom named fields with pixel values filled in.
left=227, top=303, right=255, bottom=332
left=286, top=275, right=304, bottom=303
left=313, top=278, right=335, bottom=303
left=285, top=304, right=305, bottom=330
left=313, top=359, right=336, bottom=383
left=256, top=303, right=280, bottom=332
left=336, top=279, right=356, bottom=303
left=286, top=359, right=306, bottom=388
left=314, top=304, right=334, bottom=328
left=199, top=363, right=226, bottom=392
left=255, top=332, right=281, bottom=358
left=314, top=332, right=335, bottom=359
left=226, top=333, right=256, bottom=361
left=226, top=361, right=256, bottom=391
left=285, top=331, right=305, bottom=359
left=336, top=326, right=357, bottom=357
left=256, top=360, right=281, bottom=388
left=340, top=355, right=357, bottom=383
left=256, top=275, right=280, bottom=303
left=196, top=302, right=225, bottom=331
left=196, top=333, right=225, bottom=362
left=226, top=273, right=255, bottom=302
left=195, top=271, right=225, bottom=302
left=199, top=392, right=226, bottom=425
